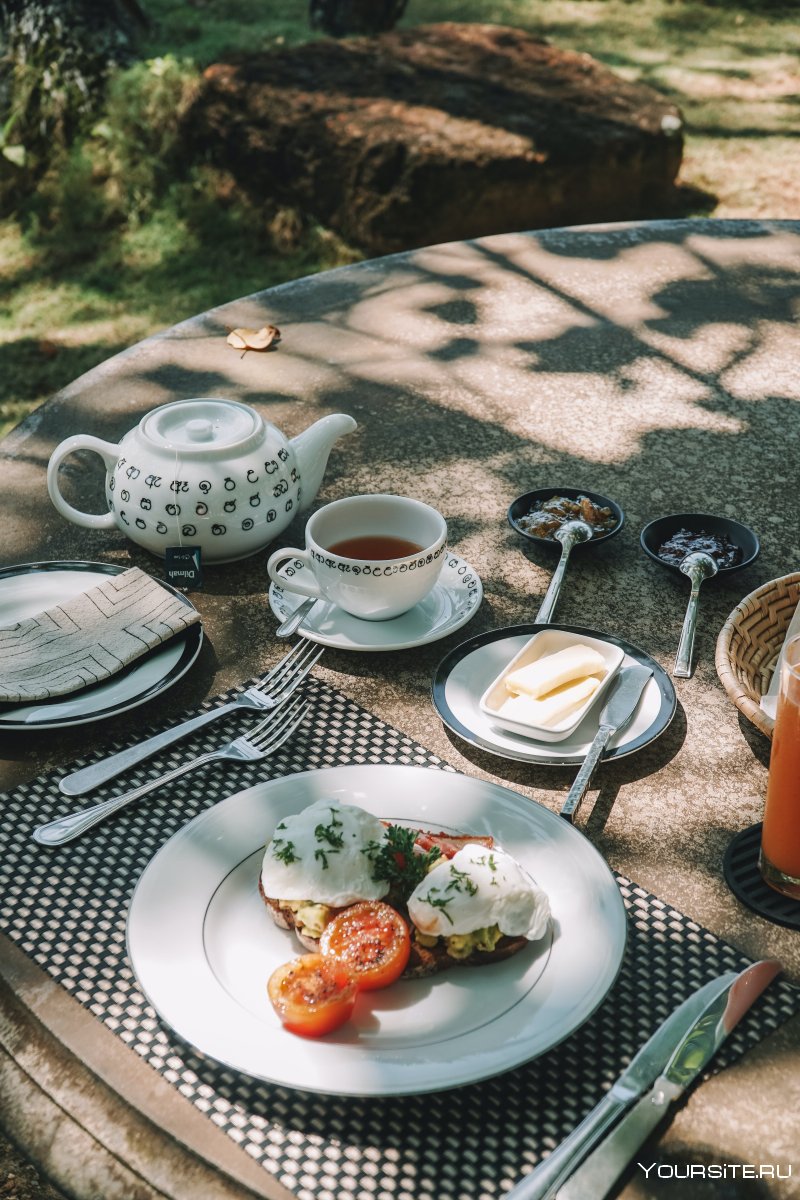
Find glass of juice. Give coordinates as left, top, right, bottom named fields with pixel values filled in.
left=759, top=633, right=800, bottom=899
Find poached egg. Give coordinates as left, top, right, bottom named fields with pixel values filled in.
left=407, top=844, right=550, bottom=941
left=260, top=799, right=389, bottom=907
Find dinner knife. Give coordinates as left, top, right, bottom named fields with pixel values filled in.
left=504, top=961, right=780, bottom=1200
left=560, top=664, right=652, bottom=821
left=555, top=958, right=781, bottom=1200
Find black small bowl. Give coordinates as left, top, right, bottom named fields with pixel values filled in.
left=508, top=486, right=625, bottom=549
left=640, top=512, right=760, bottom=575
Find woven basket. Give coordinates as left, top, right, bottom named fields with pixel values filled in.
left=715, top=572, right=800, bottom=740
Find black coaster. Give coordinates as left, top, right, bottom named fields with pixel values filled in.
left=724, top=823, right=800, bottom=929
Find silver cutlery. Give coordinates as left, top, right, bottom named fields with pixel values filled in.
left=275, top=596, right=318, bottom=639
left=535, top=520, right=593, bottom=624
left=58, top=639, right=323, bottom=796
left=34, top=695, right=310, bottom=846
left=505, top=959, right=780, bottom=1200
left=560, top=664, right=652, bottom=822
left=555, top=958, right=781, bottom=1200
left=673, top=550, right=718, bottom=678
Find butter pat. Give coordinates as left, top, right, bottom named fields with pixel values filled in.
left=505, top=644, right=606, bottom=699
left=499, top=676, right=601, bottom=728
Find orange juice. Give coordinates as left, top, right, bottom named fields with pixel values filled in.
left=759, top=634, right=800, bottom=898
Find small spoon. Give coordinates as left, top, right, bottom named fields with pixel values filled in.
left=275, top=596, right=318, bottom=639
left=673, top=551, right=718, bottom=678
left=535, top=519, right=593, bottom=624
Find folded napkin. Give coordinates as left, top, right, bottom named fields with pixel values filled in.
left=0, top=567, right=199, bottom=703
left=760, top=597, right=800, bottom=720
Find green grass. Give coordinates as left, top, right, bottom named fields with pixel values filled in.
left=2, top=0, right=798, bottom=439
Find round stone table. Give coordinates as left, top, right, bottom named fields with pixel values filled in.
left=1, top=220, right=799, bottom=1199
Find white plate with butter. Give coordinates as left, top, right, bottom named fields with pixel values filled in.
left=433, top=624, right=676, bottom=766
left=479, top=629, right=625, bottom=742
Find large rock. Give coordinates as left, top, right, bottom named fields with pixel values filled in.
left=185, top=23, right=683, bottom=255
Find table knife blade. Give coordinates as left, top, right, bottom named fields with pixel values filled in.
left=560, top=664, right=652, bottom=821
left=504, top=965, right=770, bottom=1200
left=555, top=959, right=782, bottom=1200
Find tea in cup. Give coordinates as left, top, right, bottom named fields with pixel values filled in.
left=267, top=494, right=447, bottom=620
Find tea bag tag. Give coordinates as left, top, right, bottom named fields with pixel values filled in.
left=164, top=546, right=203, bottom=590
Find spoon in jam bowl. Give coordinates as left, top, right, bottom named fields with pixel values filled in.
left=674, top=551, right=718, bottom=678
left=640, top=512, right=760, bottom=679
left=535, top=519, right=593, bottom=624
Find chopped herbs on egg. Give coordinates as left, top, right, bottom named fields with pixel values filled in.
left=272, top=837, right=299, bottom=865
left=417, top=862, right=481, bottom=924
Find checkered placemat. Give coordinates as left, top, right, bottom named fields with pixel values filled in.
left=1, top=675, right=798, bottom=1200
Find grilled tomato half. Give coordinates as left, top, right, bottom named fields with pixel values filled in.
left=320, top=900, right=411, bottom=990
left=267, top=954, right=358, bottom=1037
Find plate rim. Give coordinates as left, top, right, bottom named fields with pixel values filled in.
left=267, top=552, right=483, bottom=651
left=0, top=559, right=203, bottom=729
left=432, top=623, right=676, bottom=767
left=126, top=764, right=628, bottom=1096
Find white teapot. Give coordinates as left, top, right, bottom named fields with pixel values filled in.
left=47, top=398, right=357, bottom=563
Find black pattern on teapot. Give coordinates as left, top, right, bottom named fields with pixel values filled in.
left=212, top=523, right=226, bottom=536
left=246, top=469, right=258, bottom=484
left=140, top=497, right=152, bottom=511
left=135, top=517, right=147, bottom=530
left=126, top=465, right=141, bottom=479
left=145, top=474, right=162, bottom=488
left=199, top=480, right=212, bottom=494
left=224, top=477, right=236, bottom=491
left=195, top=502, right=208, bottom=516
left=249, top=494, right=261, bottom=507
left=170, top=480, right=189, bottom=494
left=278, top=448, right=289, bottom=462
left=182, top=524, right=197, bottom=537
left=166, top=502, right=181, bottom=516
left=156, top=521, right=168, bottom=534
left=264, top=459, right=279, bottom=475
left=223, top=499, right=237, bottom=513
left=121, top=488, right=130, bottom=502
left=267, top=509, right=277, bottom=522
left=241, top=517, right=254, bottom=531
left=273, top=479, right=289, bottom=498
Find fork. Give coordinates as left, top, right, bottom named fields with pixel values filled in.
left=34, top=695, right=309, bottom=846
left=58, top=639, right=324, bottom=796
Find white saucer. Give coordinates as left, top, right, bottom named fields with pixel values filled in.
left=268, top=553, right=482, bottom=651
left=432, top=624, right=676, bottom=766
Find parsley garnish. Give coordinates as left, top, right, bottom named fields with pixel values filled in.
left=272, top=837, right=299, bottom=865
left=365, top=824, right=442, bottom=903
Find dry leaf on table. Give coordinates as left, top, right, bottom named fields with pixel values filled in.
left=226, top=325, right=281, bottom=355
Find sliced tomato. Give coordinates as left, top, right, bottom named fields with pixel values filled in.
left=320, top=901, right=411, bottom=990
left=414, top=831, right=494, bottom=859
left=267, top=954, right=358, bottom=1037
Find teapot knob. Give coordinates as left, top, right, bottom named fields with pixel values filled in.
left=185, top=418, right=215, bottom=442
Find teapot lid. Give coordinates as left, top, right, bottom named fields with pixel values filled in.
left=140, top=398, right=263, bottom=454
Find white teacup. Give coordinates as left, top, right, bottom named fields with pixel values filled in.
left=267, top=494, right=447, bottom=621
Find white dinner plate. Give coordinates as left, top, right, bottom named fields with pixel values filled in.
left=127, top=765, right=627, bottom=1096
left=0, top=561, right=202, bottom=729
left=268, top=553, right=482, bottom=651
left=432, top=625, right=676, bottom=767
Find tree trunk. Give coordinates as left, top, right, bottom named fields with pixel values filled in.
left=0, top=0, right=146, bottom=152
left=308, top=0, right=408, bottom=37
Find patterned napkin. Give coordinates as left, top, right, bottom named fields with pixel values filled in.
left=0, top=567, right=199, bottom=702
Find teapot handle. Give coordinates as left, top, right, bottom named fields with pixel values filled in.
left=47, top=434, right=121, bottom=530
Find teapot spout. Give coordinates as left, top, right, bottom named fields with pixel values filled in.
left=291, top=413, right=357, bottom=509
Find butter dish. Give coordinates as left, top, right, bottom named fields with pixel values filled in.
left=479, top=629, right=624, bottom=742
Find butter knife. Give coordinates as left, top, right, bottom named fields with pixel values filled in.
left=560, top=664, right=652, bottom=822
left=556, top=958, right=781, bottom=1200
left=506, top=960, right=781, bottom=1200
